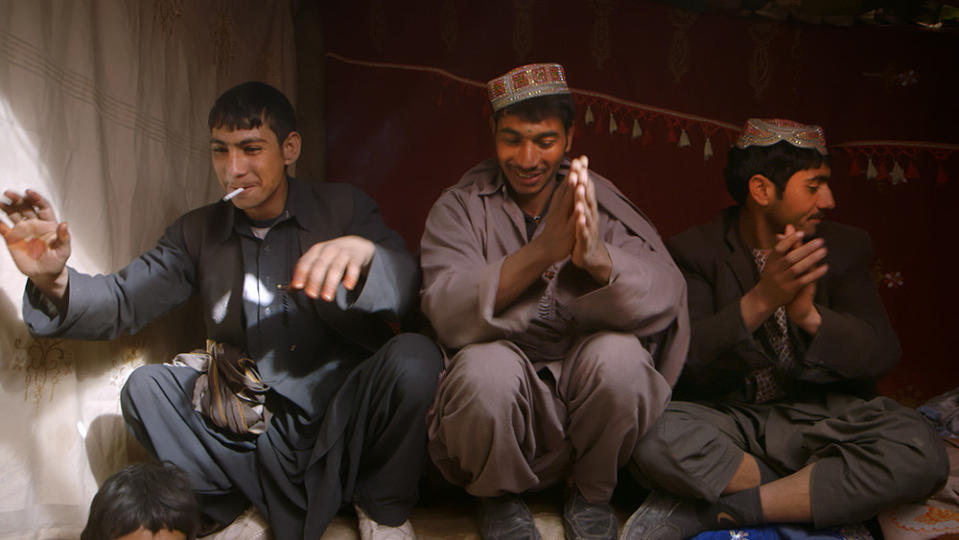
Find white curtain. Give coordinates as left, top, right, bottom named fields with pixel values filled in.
left=0, top=1, right=296, bottom=537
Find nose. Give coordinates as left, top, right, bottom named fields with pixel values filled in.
left=227, top=149, right=247, bottom=178
left=516, top=141, right=538, bottom=169
left=817, top=184, right=836, bottom=210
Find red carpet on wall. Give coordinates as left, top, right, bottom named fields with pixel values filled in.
left=311, top=0, right=959, bottom=404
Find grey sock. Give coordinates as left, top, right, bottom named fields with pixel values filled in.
left=700, top=487, right=764, bottom=529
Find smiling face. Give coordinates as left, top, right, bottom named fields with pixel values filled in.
left=210, top=123, right=301, bottom=221
left=766, top=164, right=835, bottom=236
left=493, top=113, right=573, bottom=216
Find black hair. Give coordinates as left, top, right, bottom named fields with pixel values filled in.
left=493, top=93, right=576, bottom=132
left=81, top=461, right=199, bottom=540
left=724, top=140, right=831, bottom=204
left=208, top=81, right=296, bottom=145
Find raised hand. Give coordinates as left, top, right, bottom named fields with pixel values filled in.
left=1, top=189, right=71, bottom=299
left=290, top=235, right=375, bottom=302
left=756, top=225, right=827, bottom=306
left=568, top=156, right=611, bottom=283
left=531, top=166, right=577, bottom=265
left=740, top=225, right=828, bottom=332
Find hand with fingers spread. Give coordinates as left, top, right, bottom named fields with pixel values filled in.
left=740, top=224, right=828, bottom=332
left=289, top=235, right=375, bottom=302
left=1, top=189, right=71, bottom=300
left=568, top=156, right=612, bottom=284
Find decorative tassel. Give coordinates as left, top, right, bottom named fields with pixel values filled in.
left=890, top=161, right=905, bottom=184
left=618, top=116, right=630, bottom=135
left=632, top=119, right=642, bottom=140
left=866, top=157, right=878, bottom=179
left=849, top=158, right=861, bottom=177
left=667, top=126, right=678, bottom=144
left=585, top=105, right=595, bottom=125
left=678, top=129, right=691, bottom=148
left=878, top=160, right=889, bottom=181
left=937, top=165, right=948, bottom=184
left=704, top=137, right=713, bottom=161
left=641, top=126, right=654, bottom=146
left=609, top=113, right=618, bottom=135
left=905, top=161, right=920, bottom=181
left=594, top=113, right=604, bottom=135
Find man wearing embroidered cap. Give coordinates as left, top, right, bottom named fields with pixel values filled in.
left=419, top=63, right=690, bottom=540
left=623, top=118, right=947, bottom=539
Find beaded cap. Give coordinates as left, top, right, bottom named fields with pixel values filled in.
left=487, top=63, right=570, bottom=112
left=736, top=118, right=828, bottom=155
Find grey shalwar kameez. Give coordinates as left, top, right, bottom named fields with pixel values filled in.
left=22, top=178, right=442, bottom=539
left=631, top=208, right=947, bottom=527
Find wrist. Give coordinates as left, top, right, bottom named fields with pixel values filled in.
left=789, top=304, right=822, bottom=335
left=32, top=267, right=69, bottom=302
left=740, top=287, right=778, bottom=332
left=582, top=247, right=612, bottom=285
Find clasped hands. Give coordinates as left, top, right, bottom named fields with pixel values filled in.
left=749, top=225, right=828, bottom=333
left=534, top=156, right=612, bottom=284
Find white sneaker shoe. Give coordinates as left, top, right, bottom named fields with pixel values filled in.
left=355, top=504, right=417, bottom=540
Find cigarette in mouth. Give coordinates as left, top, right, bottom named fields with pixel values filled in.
left=222, top=188, right=245, bottom=201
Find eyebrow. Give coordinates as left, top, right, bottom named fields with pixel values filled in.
left=209, top=137, right=268, bottom=145
left=496, top=128, right=560, bottom=140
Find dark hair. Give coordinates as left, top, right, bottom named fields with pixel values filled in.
left=208, top=81, right=296, bottom=145
left=724, top=140, right=831, bottom=204
left=81, top=461, right=199, bottom=540
left=493, top=93, right=576, bottom=132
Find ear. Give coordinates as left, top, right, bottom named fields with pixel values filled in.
left=564, top=124, right=575, bottom=152
left=747, top=174, right=775, bottom=207
left=489, top=115, right=497, bottom=136
left=282, top=131, right=302, bottom=165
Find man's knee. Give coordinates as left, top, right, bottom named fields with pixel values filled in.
left=377, top=333, right=443, bottom=403
left=884, top=414, right=950, bottom=501
left=569, top=331, right=663, bottom=399
left=120, top=364, right=173, bottom=414
left=631, top=404, right=740, bottom=501
left=437, top=341, right=530, bottom=415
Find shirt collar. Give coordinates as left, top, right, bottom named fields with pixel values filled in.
left=214, top=176, right=310, bottom=243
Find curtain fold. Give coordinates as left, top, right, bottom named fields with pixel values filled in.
left=0, top=1, right=295, bottom=537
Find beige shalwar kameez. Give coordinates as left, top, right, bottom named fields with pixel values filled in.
left=420, top=158, right=689, bottom=503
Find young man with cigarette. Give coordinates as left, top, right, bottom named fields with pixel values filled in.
left=1, top=81, right=441, bottom=540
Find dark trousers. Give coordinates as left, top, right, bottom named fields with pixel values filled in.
left=631, top=394, right=948, bottom=527
left=120, top=333, right=442, bottom=540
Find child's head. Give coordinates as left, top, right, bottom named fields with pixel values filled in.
left=81, top=461, right=199, bottom=540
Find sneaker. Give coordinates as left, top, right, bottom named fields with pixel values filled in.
left=619, top=490, right=704, bottom=540
left=477, top=494, right=542, bottom=540
left=563, top=487, right=618, bottom=540
left=355, top=504, right=416, bottom=540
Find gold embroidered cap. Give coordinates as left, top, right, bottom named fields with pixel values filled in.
left=736, top=118, right=828, bottom=155
left=488, top=63, right=571, bottom=112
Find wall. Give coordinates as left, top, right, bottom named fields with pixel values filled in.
left=307, top=0, right=959, bottom=403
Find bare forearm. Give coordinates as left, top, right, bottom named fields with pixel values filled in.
left=494, top=241, right=553, bottom=312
